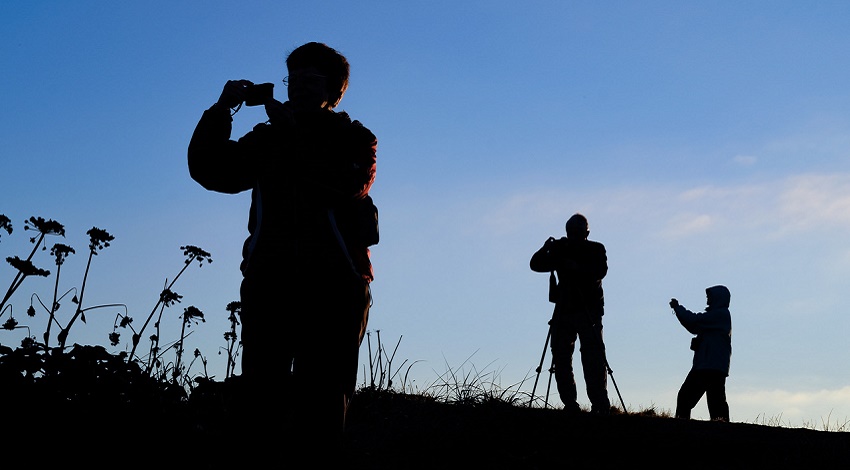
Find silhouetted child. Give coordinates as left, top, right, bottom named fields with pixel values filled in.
left=669, top=285, right=732, bottom=422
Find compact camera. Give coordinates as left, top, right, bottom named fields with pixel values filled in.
left=244, top=82, right=274, bottom=106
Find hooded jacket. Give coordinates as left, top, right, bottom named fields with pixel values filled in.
left=673, top=285, right=732, bottom=375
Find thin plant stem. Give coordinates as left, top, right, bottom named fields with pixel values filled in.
left=58, top=250, right=93, bottom=349
left=43, top=260, right=63, bottom=347
left=0, top=232, right=45, bottom=310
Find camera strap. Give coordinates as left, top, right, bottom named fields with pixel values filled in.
left=548, top=271, right=558, bottom=303
left=328, top=208, right=362, bottom=280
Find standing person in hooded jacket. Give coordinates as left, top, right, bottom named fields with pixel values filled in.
left=669, top=285, right=732, bottom=422
left=530, top=213, right=611, bottom=414
left=188, top=42, right=377, bottom=462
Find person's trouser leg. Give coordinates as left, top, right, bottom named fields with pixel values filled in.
left=676, top=369, right=707, bottom=419
left=578, top=322, right=610, bottom=413
left=289, top=271, right=370, bottom=464
left=704, top=370, right=729, bottom=421
left=238, top=274, right=292, bottom=464
left=550, top=321, right=579, bottom=411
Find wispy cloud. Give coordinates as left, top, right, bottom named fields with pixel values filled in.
left=451, top=171, right=850, bottom=269
left=474, top=175, right=821, bottom=236
left=664, top=213, right=714, bottom=237
left=778, top=174, right=850, bottom=233
left=733, top=154, right=758, bottom=167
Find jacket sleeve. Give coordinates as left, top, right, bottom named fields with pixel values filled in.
left=187, top=104, right=257, bottom=194
left=674, top=305, right=730, bottom=335
left=530, top=241, right=555, bottom=273
left=345, top=121, right=378, bottom=200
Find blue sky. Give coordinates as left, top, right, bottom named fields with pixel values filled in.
left=3, top=1, right=850, bottom=426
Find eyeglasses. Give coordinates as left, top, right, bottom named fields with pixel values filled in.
left=282, top=73, right=327, bottom=86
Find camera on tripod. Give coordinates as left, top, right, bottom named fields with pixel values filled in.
left=244, top=82, right=274, bottom=106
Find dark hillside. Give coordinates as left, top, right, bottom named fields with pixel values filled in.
left=4, top=383, right=848, bottom=468
left=343, top=389, right=849, bottom=469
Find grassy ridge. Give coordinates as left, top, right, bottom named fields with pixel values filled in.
left=3, top=384, right=847, bottom=468
left=344, top=389, right=849, bottom=468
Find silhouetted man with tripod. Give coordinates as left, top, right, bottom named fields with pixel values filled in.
left=530, top=213, right=611, bottom=414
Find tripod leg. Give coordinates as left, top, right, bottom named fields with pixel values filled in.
left=590, top=321, right=627, bottom=414
left=529, top=325, right=551, bottom=407
left=607, top=361, right=627, bottom=414
left=544, top=357, right=555, bottom=408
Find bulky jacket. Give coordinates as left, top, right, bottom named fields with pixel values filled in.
left=673, top=285, right=732, bottom=376
left=530, top=237, right=607, bottom=318
left=188, top=103, right=377, bottom=281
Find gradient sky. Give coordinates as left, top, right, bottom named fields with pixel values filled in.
left=3, top=1, right=850, bottom=426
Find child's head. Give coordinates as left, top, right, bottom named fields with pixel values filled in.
left=705, top=285, right=730, bottom=308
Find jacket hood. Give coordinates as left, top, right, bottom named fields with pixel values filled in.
left=706, top=285, right=731, bottom=309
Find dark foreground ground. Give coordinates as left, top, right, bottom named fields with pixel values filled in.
left=343, top=390, right=849, bottom=469
left=6, top=387, right=849, bottom=469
